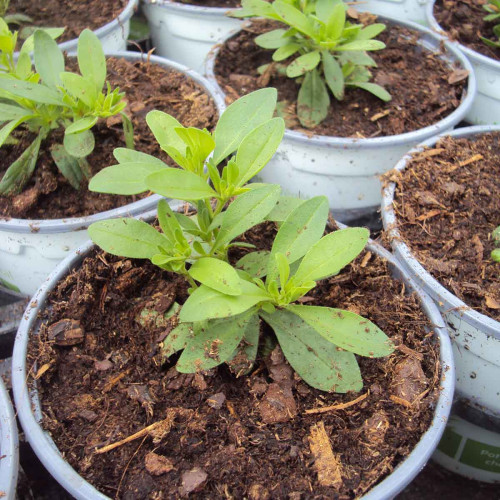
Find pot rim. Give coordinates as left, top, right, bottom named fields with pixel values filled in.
left=141, top=0, right=232, bottom=15
left=426, top=0, right=500, bottom=71
left=12, top=209, right=455, bottom=500
left=0, top=51, right=225, bottom=234
left=381, top=124, right=500, bottom=340
left=204, top=14, right=476, bottom=148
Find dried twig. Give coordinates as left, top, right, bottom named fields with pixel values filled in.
left=304, top=392, right=368, bottom=415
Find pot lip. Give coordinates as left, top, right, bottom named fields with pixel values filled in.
left=12, top=211, right=455, bottom=500
left=0, top=376, right=19, bottom=500
left=0, top=51, right=225, bottom=234
left=141, top=0, right=232, bottom=15
left=204, top=14, right=477, bottom=148
left=381, top=124, right=500, bottom=339
left=426, top=0, right=500, bottom=71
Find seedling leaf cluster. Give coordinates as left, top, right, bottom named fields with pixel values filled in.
left=482, top=0, right=500, bottom=49
left=88, top=88, right=394, bottom=392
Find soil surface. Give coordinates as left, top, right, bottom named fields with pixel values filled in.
left=388, top=132, right=500, bottom=321
left=0, top=58, right=218, bottom=220
left=434, top=0, right=500, bottom=62
left=174, top=0, right=241, bottom=7
left=7, top=0, right=128, bottom=43
left=214, top=18, right=467, bottom=137
left=30, top=222, right=441, bottom=499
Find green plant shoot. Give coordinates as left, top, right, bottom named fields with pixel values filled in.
left=481, top=0, right=500, bottom=48
left=0, top=26, right=132, bottom=195
left=88, top=88, right=394, bottom=392
left=230, top=0, right=391, bottom=128
left=492, top=226, right=500, bottom=262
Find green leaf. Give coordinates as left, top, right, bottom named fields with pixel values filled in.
left=64, top=129, right=95, bottom=158
left=286, top=51, right=321, bottom=78
left=77, top=29, right=106, bottom=92
left=0, top=78, right=65, bottom=105
left=212, top=88, right=277, bottom=165
left=261, top=309, right=362, bottom=392
left=33, top=30, right=64, bottom=88
left=234, top=117, right=285, bottom=186
left=19, top=28, right=64, bottom=54
left=145, top=168, right=216, bottom=201
left=157, top=198, right=184, bottom=245
left=177, top=312, right=254, bottom=373
left=50, top=144, right=83, bottom=189
left=162, top=322, right=194, bottom=359
left=0, top=116, right=31, bottom=148
left=336, top=40, right=386, bottom=51
left=356, top=23, right=386, bottom=41
left=88, top=218, right=170, bottom=259
left=287, top=305, right=394, bottom=357
left=174, top=212, right=202, bottom=236
left=180, top=280, right=270, bottom=322
left=273, top=0, right=315, bottom=38
left=338, top=51, right=377, bottom=67
left=0, top=103, right=31, bottom=122
left=349, top=82, right=391, bottom=102
left=325, top=2, right=346, bottom=39
left=297, top=69, right=330, bottom=128
left=189, top=258, right=242, bottom=296
left=113, top=148, right=166, bottom=166
left=315, top=0, right=338, bottom=21
left=255, top=29, right=288, bottom=49
left=272, top=42, right=301, bottom=61
left=89, top=161, right=166, bottom=195
left=293, top=227, right=369, bottom=284
left=65, top=116, right=98, bottom=135
left=175, top=126, right=215, bottom=168
left=236, top=251, right=271, bottom=278
left=214, top=184, right=281, bottom=249
left=227, top=313, right=260, bottom=376
left=15, top=52, right=33, bottom=79
left=146, top=110, right=187, bottom=155
left=265, top=196, right=304, bottom=222
left=230, top=0, right=281, bottom=19
left=59, top=72, right=98, bottom=108
left=322, top=51, right=344, bottom=100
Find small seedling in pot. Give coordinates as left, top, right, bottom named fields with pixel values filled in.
left=492, top=226, right=500, bottom=262
left=229, top=0, right=391, bottom=128
left=0, top=2, right=59, bottom=40
left=0, top=26, right=133, bottom=195
left=481, top=0, right=500, bottom=49
left=88, top=88, right=395, bottom=392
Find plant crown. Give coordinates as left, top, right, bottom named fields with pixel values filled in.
left=88, top=88, right=394, bottom=392
left=481, top=0, right=500, bottom=48
left=230, top=0, right=391, bottom=128
left=492, top=226, right=500, bottom=262
left=0, top=24, right=132, bottom=195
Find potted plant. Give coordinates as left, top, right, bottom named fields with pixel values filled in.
left=142, top=0, right=243, bottom=73
left=381, top=125, right=500, bottom=482
left=205, top=0, right=475, bottom=223
left=0, top=377, right=18, bottom=500
left=427, top=0, right=500, bottom=125
left=12, top=89, right=455, bottom=498
left=0, top=23, right=223, bottom=295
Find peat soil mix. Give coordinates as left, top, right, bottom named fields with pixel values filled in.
left=30, top=222, right=441, bottom=499
left=0, top=58, right=218, bottom=220
left=7, top=0, right=128, bottom=43
left=389, top=132, right=500, bottom=322
left=214, top=17, right=467, bottom=138
left=434, top=0, right=500, bottom=62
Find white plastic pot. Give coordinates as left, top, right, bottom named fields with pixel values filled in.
left=205, top=16, right=476, bottom=223
left=142, top=0, right=242, bottom=74
left=355, top=0, right=430, bottom=25
left=426, top=0, right=500, bottom=125
left=381, top=124, right=500, bottom=482
left=0, top=51, right=225, bottom=297
left=0, top=378, right=18, bottom=500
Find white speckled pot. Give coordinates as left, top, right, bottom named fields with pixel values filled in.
left=355, top=0, right=430, bottom=25
left=0, top=378, right=18, bottom=500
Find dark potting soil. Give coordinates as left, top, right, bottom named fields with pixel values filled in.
left=214, top=17, right=467, bottom=137
left=7, top=0, right=128, bottom=43
left=434, top=0, right=500, bottom=62
left=388, top=132, right=500, bottom=321
left=30, top=223, right=441, bottom=499
left=0, top=58, right=218, bottom=220
left=174, top=0, right=241, bottom=7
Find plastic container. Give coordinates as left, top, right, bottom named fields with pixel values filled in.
left=426, top=0, right=500, bottom=125
left=0, top=378, right=18, bottom=500
left=0, top=52, right=224, bottom=296
left=381, top=125, right=500, bottom=482
left=142, top=0, right=242, bottom=73
left=11, top=216, right=455, bottom=499
left=205, top=16, right=476, bottom=223
left=356, top=0, right=430, bottom=25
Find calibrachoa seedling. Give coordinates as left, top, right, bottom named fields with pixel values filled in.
left=481, top=0, right=500, bottom=49
left=492, top=226, right=500, bottom=262
left=0, top=26, right=132, bottom=195
left=88, top=88, right=394, bottom=392
left=230, top=0, right=391, bottom=128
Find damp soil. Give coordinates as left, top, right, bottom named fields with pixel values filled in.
left=7, top=0, right=128, bottom=43
left=214, top=18, right=467, bottom=138
left=434, top=0, right=500, bottom=62
left=29, top=223, right=441, bottom=499
left=0, top=57, right=218, bottom=220
left=174, top=0, right=241, bottom=7
left=388, top=132, right=500, bottom=321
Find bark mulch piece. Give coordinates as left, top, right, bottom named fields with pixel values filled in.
left=214, top=18, right=467, bottom=138
left=0, top=57, right=218, bottom=220
left=388, top=132, right=500, bottom=321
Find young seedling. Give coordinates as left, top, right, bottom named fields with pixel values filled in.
left=0, top=26, right=132, bottom=195
left=88, top=88, right=394, bottom=392
left=492, top=226, right=500, bottom=262
left=481, top=0, right=500, bottom=49
left=230, top=0, right=391, bottom=128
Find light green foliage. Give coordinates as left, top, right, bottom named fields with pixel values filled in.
left=230, top=0, right=391, bottom=127
left=0, top=25, right=131, bottom=195
left=492, top=226, right=500, bottom=262
left=481, top=0, right=500, bottom=49
left=88, top=89, right=394, bottom=392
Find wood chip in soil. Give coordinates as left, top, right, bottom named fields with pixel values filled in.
left=29, top=223, right=441, bottom=499
left=388, top=132, right=500, bottom=321
left=214, top=18, right=466, bottom=138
